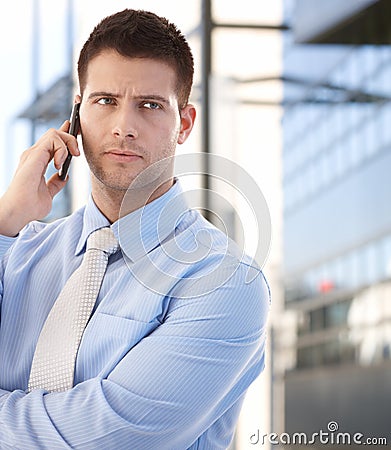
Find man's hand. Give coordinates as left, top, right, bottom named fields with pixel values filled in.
left=0, top=121, right=80, bottom=237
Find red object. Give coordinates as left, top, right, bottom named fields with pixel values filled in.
left=319, top=280, right=334, bottom=293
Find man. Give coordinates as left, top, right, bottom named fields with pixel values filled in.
left=0, top=9, right=270, bottom=449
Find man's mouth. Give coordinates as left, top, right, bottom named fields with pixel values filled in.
left=105, top=149, right=142, bottom=162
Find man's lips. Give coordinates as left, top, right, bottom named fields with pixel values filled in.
left=104, top=149, right=142, bottom=162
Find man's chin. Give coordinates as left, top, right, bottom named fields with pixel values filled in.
left=92, top=170, right=138, bottom=192
left=91, top=157, right=174, bottom=196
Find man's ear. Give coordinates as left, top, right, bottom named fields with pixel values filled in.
left=178, top=104, right=196, bottom=145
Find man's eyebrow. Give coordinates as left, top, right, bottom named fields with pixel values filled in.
left=87, top=91, right=120, bottom=100
left=139, top=94, right=170, bottom=103
left=132, top=94, right=171, bottom=105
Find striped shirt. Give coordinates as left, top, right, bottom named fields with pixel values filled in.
left=0, top=180, right=270, bottom=449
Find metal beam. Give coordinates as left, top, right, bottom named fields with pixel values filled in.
left=201, top=0, right=212, bottom=220
left=31, top=0, right=41, bottom=144
left=212, top=22, right=290, bottom=31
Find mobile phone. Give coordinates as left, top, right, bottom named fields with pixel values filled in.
left=58, top=102, right=81, bottom=180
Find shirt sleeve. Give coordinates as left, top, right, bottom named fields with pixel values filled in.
left=0, top=235, right=17, bottom=318
left=0, top=263, right=270, bottom=450
left=0, top=223, right=44, bottom=311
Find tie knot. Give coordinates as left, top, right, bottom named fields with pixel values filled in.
left=87, top=227, right=119, bottom=255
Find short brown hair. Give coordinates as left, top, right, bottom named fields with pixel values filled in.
left=77, top=9, right=194, bottom=108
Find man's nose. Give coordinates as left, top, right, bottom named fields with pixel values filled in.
left=111, top=106, right=138, bottom=139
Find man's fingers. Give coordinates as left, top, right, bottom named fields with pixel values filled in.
left=57, top=120, right=80, bottom=158
left=58, top=131, right=80, bottom=156
left=47, top=172, right=68, bottom=198
left=58, top=120, right=80, bottom=157
left=46, top=135, right=73, bottom=170
left=15, top=126, right=80, bottom=178
left=49, top=130, right=80, bottom=170
left=59, top=120, right=70, bottom=132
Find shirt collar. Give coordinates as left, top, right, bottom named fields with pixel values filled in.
left=76, top=180, right=189, bottom=261
left=75, top=197, right=111, bottom=255
left=113, top=179, right=189, bottom=262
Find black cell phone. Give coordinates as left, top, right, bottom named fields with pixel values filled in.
left=58, top=102, right=81, bottom=180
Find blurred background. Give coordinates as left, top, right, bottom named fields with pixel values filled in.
left=1, top=0, right=391, bottom=449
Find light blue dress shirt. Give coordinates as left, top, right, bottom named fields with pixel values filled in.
left=0, top=181, right=270, bottom=449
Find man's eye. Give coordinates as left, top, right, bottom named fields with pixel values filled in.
left=97, top=98, right=114, bottom=105
left=143, top=102, right=161, bottom=110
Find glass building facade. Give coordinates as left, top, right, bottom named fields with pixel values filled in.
left=280, top=0, right=391, bottom=443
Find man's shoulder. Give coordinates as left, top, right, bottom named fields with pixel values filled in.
left=169, top=208, right=269, bottom=299
left=163, top=209, right=270, bottom=339
left=0, top=206, right=86, bottom=276
left=20, top=206, right=85, bottom=241
left=177, top=209, right=259, bottom=268
left=2, top=206, right=85, bottom=257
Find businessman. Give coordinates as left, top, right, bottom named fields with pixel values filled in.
left=0, top=9, right=270, bottom=449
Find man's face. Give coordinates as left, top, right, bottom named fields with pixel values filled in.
left=78, top=50, right=194, bottom=193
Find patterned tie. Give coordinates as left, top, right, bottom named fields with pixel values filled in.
left=28, top=227, right=119, bottom=393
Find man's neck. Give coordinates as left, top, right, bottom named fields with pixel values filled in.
left=91, top=178, right=174, bottom=224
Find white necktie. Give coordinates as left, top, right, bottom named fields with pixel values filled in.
left=28, top=227, right=119, bottom=393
